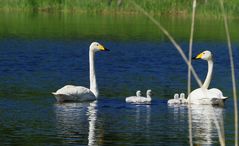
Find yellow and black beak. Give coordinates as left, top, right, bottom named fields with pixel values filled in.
left=99, top=44, right=110, bottom=51
left=192, top=52, right=203, bottom=60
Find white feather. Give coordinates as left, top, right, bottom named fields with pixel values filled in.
left=126, top=90, right=152, bottom=104
left=52, top=85, right=96, bottom=102
left=188, top=51, right=228, bottom=105
left=52, top=42, right=108, bottom=102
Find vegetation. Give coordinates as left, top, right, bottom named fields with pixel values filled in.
left=0, top=11, right=239, bottom=41
left=0, top=0, right=239, bottom=17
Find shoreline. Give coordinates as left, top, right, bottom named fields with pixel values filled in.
left=0, top=0, right=238, bottom=19
left=0, top=8, right=238, bottom=19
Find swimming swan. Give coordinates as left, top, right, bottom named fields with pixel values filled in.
left=52, top=42, right=109, bottom=102
left=126, top=90, right=152, bottom=104
left=187, top=50, right=228, bottom=105
left=179, top=93, right=187, bottom=104
left=125, top=90, right=142, bottom=102
left=168, top=93, right=187, bottom=105
left=168, top=93, right=180, bottom=105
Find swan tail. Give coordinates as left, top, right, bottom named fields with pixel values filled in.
left=52, top=92, right=67, bottom=97
left=222, top=96, right=228, bottom=100
left=52, top=92, right=66, bottom=96
left=52, top=93, right=68, bottom=102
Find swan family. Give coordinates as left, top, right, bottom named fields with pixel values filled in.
left=167, top=51, right=227, bottom=105
left=168, top=93, right=187, bottom=105
left=125, top=90, right=152, bottom=104
left=52, top=42, right=228, bottom=106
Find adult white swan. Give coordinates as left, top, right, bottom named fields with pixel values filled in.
left=187, top=50, right=228, bottom=105
left=126, top=90, right=152, bottom=104
left=52, top=42, right=109, bottom=102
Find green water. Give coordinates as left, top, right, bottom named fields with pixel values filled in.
left=1, top=12, right=239, bottom=41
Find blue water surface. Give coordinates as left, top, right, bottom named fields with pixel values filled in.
left=0, top=38, right=238, bottom=145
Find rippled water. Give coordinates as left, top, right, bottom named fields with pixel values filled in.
left=0, top=12, right=239, bottom=145
left=0, top=38, right=238, bottom=146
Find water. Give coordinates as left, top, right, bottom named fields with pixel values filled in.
left=0, top=12, right=239, bottom=145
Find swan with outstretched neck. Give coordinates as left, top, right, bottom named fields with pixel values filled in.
left=52, top=42, right=109, bottom=102
left=187, top=50, right=228, bottom=105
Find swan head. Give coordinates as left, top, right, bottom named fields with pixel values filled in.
left=192, top=50, right=212, bottom=61
left=180, top=93, right=185, bottom=99
left=146, top=89, right=152, bottom=97
left=136, top=90, right=142, bottom=97
left=174, top=93, right=179, bottom=99
left=90, top=42, right=109, bottom=52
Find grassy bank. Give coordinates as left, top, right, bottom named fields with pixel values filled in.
left=0, top=0, right=239, bottom=17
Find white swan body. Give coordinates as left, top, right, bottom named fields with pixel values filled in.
left=53, top=42, right=109, bottom=102
left=168, top=93, right=188, bottom=105
left=52, top=85, right=96, bottom=102
left=187, top=51, right=228, bottom=105
left=125, top=90, right=142, bottom=103
left=188, top=88, right=227, bottom=105
left=179, top=93, right=187, bottom=104
left=168, top=93, right=180, bottom=105
left=126, top=90, right=152, bottom=104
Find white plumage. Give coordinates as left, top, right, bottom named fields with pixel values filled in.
left=125, top=90, right=142, bottom=103
left=167, top=93, right=180, bottom=105
left=187, top=50, right=228, bottom=105
left=168, top=93, right=187, bottom=105
left=179, top=93, right=187, bottom=104
left=187, top=88, right=227, bottom=105
left=52, top=85, right=96, bottom=102
left=126, top=90, right=152, bottom=104
left=52, top=42, right=109, bottom=102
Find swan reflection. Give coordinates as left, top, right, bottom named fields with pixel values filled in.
left=135, top=105, right=151, bottom=133
left=168, top=104, right=225, bottom=145
left=190, top=104, right=224, bottom=145
left=54, top=101, right=98, bottom=145
left=87, top=101, right=97, bottom=146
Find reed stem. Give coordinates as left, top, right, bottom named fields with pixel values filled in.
left=188, top=1, right=197, bottom=145
left=219, top=0, right=238, bottom=145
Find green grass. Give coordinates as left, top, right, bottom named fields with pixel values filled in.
left=0, top=0, right=239, bottom=17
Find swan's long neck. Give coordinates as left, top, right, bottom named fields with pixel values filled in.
left=89, top=50, right=99, bottom=97
left=202, top=59, right=213, bottom=89
left=147, top=95, right=151, bottom=99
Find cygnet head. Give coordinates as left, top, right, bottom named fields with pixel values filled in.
left=174, top=93, right=179, bottom=99
left=90, top=42, right=110, bottom=52
left=192, top=50, right=212, bottom=61
left=180, top=93, right=185, bottom=99
left=136, top=90, right=142, bottom=97
left=146, top=89, right=152, bottom=97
